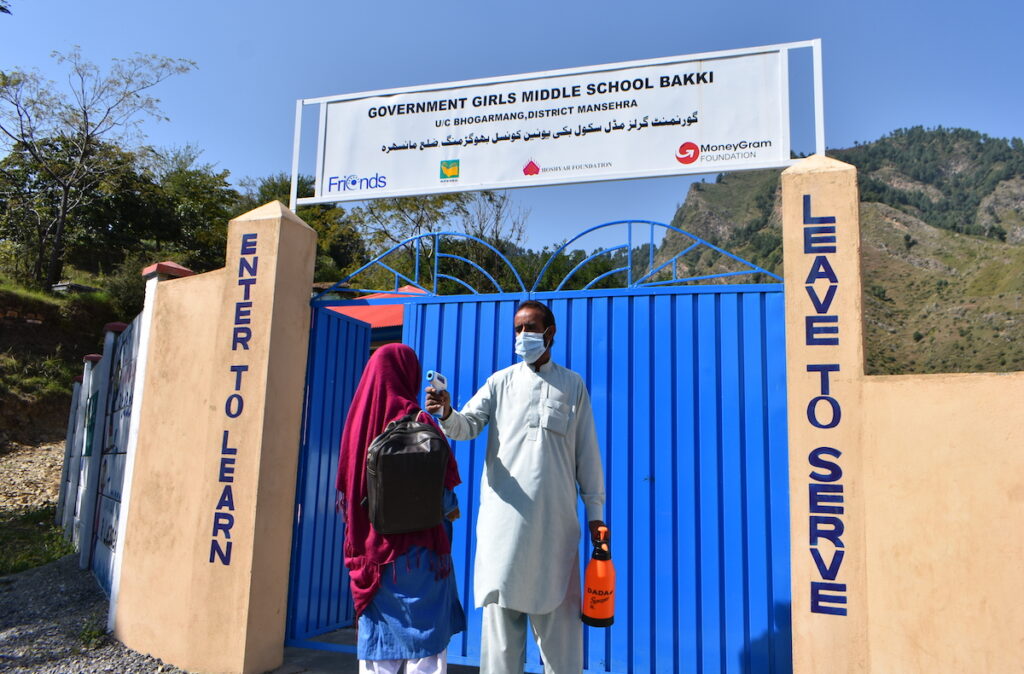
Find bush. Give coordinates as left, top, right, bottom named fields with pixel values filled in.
left=102, top=254, right=149, bottom=318
left=868, top=284, right=890, bottom=302
left=0, top=350, right=75, bottom=401
left=57, top=292, right=117, bottom=333
left=0, top=241, right=34, bottom=285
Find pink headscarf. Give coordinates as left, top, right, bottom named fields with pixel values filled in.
left=336, top=343, right=461, bottom=615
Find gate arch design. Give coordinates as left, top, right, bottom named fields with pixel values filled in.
left=315, top=219, right=780, bottom=298
left=289, top=221, right=792, bottom=674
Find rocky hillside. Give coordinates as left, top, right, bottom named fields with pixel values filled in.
left=658, top=127, right=1024, bottom=375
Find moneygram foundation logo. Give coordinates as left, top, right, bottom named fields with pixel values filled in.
left=696, top=139, right=773, bottom=163
left=439, top=160, right=460, bottom=180
left=326, top=173, right=388, bottom=192
left=675, top=142, right=700, bottom=164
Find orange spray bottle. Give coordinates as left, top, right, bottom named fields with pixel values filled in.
left=582, top=525, right=615, bottom=627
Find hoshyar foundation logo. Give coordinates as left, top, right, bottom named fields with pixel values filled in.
left=523, top=160, right=540, bottom=176
left=439, top=160, right=460, bottom=181
left=326, top=173, right=388, bottom=192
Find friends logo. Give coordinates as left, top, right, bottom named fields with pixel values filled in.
left=326, top=173, right=388, bottom=192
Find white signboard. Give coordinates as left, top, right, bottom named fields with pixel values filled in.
left=301, top=44, right=813, bottom=204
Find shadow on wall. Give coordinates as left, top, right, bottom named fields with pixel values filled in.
left=740, top=602, right=793, bottom=674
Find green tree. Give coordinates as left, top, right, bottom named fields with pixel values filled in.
left=64, top=144, right=175, bottom=274
left=0, top=139, right=160, bottom=279
left=347, top=191, right=528, bottom=293
left=0, top=47, right=195, bottom=289
left=236, top=173, right=366, bottom=282
left=148, top=146, right=239, bottom=271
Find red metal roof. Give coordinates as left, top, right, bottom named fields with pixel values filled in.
left=327, top=285, right=427, bottom=329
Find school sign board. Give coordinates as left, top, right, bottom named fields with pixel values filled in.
left=295, top=42, right=823, bottom=205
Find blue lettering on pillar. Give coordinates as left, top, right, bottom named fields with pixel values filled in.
left=216, top=484, right=235, bottom=511
left=802, top=194, right=848, bottom=615
left=221, top=430, right=237, bottom=455
left=805, top=256, right=838, bottom=284
left=240, top=233, right=258, bottom=255
left=225, top=393, right=244, bottom=418
left=803, top=225, right=837, bottom=254
left=232, top=327, right=252, bottom=351
left=805, top=315, right=840, bottom=346
left=210, top=540, right=232, bottom=565
left=809, top=483, right=844, bottom=514
left=210, top=230, right=259, bottom=565
left=811, top=549, right=845, bottom=581
left=212, top=512, right=234, bottom=538
left=239, top=256, right=258, bottom=278
left=219, top=456, right=236, bottom=483
left=234, top=301, right=252, bottom=325
left=805, top=284, right=838, bottom=313
left=810, top=515, right=845, bottom=547
left=807, top=395, right=842, bottom=428
left=808, top=447, right=843, bottom=481
left=811, top=582, right=848, bottom=616
left=803, top=194, right=836, bottom=224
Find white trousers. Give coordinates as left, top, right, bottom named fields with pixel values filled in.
left=359, top=649, right=447, bottom=674
left=480, top=563, right=582, bottom=674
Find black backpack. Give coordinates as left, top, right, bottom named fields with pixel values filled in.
left=365, top=410, right=449, bottom=534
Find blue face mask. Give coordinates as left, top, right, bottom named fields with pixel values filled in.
left=515, top=328, right=549, bottom=364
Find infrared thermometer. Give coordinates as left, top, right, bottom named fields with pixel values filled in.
left=426, top=370, right=447, bottom=392
left=426, top=370, right=448, bottom=417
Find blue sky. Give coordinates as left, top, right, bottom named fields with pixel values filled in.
left=2, top=0, right=1022, bottom=250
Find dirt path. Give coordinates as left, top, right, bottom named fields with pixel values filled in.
left=0, top=442, right=65, bottom=512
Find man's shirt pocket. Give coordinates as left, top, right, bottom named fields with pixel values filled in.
left=541, top=398, right=570, bottom=435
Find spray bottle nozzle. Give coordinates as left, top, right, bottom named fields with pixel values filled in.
left=591, top=525, right=611, bottom=560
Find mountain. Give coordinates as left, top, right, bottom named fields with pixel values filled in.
left=659, top=127, right=1024, bottom=375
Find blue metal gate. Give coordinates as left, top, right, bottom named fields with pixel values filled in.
left=287, top=309, right=371, bottom=642
left=287, top=222, right=792, bottom=673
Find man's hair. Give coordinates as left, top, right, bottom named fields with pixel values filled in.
left=516, top=300, right=555, bottom=328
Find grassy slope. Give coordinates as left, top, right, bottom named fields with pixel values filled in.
left=663, top=171, right=1024, bottom=375
left=0, top=505, right=75, bottom=576
left=859, top=201, right=1024, bottom=374
left=0, top=279, right=118, bottom=447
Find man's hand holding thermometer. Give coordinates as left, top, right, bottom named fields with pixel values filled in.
left=425, top=370, right=452, bottom=420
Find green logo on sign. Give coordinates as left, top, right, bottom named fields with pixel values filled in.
left=440, top=160, right=460, bottom=180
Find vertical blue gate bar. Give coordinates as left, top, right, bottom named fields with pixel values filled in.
left=286, top=307, right=370, bottom=643
left=765, top=291, right=793, bottom=674
left=740, top=292, right=771, bottom=673
left=651, top=292, right=677, bottom=674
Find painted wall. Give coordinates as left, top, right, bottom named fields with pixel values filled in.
left=782, top=156, right=1024, bottom=672
left=113, top=203, right=316, bottom=673
left=861, top=373, right=1024, bottom=672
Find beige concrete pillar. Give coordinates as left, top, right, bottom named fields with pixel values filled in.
left=113, top=202, right=316, bottom=673
left=781, top=155, right=869, bottom=673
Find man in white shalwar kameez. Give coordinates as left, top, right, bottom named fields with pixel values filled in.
left=426, top=300, right=606, bottom=674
